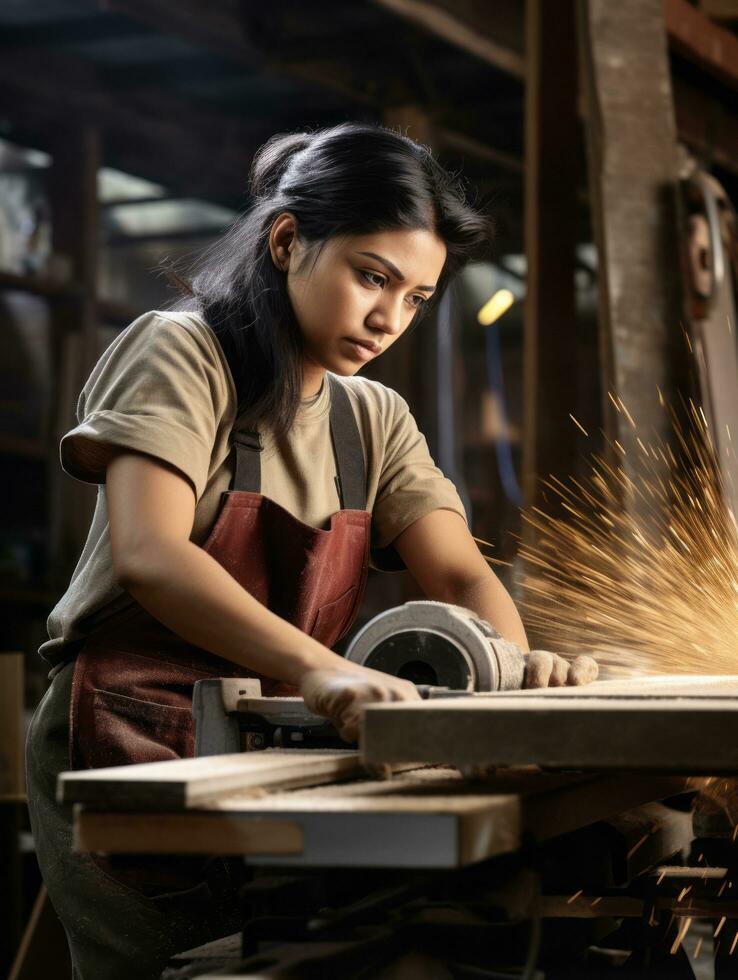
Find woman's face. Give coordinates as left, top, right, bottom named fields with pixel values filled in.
left=271, top=215, right=447, bottom=395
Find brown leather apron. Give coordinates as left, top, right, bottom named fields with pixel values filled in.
left=69, top=375, right=371, bottom=773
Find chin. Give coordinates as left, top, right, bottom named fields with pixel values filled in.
left=328, top=356, right=364, bottom=377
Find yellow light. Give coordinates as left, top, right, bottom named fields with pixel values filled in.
left=477, top=288, right=514, bottom=326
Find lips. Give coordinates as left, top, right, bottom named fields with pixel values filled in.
left=348, top=338, right=381, bottom=354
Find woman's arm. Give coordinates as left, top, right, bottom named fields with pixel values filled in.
left=392, top=509, right=597, bottom=687
left=392, top=510, right=528, bottom=647
left=106, top=452, right=418, bottom=738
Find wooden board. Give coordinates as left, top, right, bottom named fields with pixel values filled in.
left=0, top=653, right=24, bottom=799
left=72, top=769, right=690, bottom=869
left=58, top=749, right=363, bottom=810
left=462, top=674, right=738, bottom=699
left=361, top=678, right=738, bottom=769
left=74, top=813, right=305, bottom=857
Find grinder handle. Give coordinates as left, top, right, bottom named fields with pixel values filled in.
left=415, top=684, right=475, bottom=700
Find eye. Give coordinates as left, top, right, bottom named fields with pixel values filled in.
left=407, top=294, right=428, bottom=309
left=359, top=270, right=386, bottom=288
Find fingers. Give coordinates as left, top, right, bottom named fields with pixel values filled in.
left=300, top=666, right=421, bottom=744
left=388, top=679, right=422, bottom=702
left=523, top=651, right=553, bottom=688
left=524, top=651, right=599, bottom=688
left=336, top=711, right=361, bottom=743
left=567, top=655, right=599, bottom=686
left=548, top=654, right=569, bottom=687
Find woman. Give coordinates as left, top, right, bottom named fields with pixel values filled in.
left=27, top=123, right=596, bottom=979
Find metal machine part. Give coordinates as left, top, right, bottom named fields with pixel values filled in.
left=684, top=169, right=738, bottom=518
left=193, top=601, right=527, bottom=755
left=345, top=600, right=526, bottom=692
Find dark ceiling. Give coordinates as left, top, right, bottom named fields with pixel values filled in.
left=1, top=1, right=736, bottom=253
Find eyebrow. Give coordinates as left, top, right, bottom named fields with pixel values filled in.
left=355, top=251, right=436, bottom=293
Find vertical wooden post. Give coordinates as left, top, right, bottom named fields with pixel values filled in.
left=47, top=126, right=100, bottom=584
left=378, top=105, right=436, bottom=423
left=578, top=0, right=686, bottom=475
left=0, top=653, right=25, bottom=976
left=522, top=0, right=580, bottom=513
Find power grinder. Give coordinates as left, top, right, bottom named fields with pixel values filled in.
left=193, top=601, right=528, bottom=755
left=344, top=600, right=526, bottom=692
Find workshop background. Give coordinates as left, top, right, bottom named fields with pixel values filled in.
left=1, top=0, right=737, bottom=976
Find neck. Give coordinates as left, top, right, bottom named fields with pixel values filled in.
left=301, top=365, right=326, bottom=400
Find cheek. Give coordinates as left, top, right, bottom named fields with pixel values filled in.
left=318, top=274, right=369, bottom=328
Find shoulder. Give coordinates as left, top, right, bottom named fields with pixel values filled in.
left=92, top=308, right=235, bottom=403
left=115, top=309, right=225, bottom=364
left=332, top=374, right=408, bottom=426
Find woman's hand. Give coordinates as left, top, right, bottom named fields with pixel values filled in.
left=300, top=666, right=420, bottom=742
left=299, top=651, right=597, bottom=741
left=523, top=651, right=599, bottom=688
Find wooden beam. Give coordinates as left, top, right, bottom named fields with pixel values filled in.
left=522, top=0, right=580, bottom=515
left=698, top=0, right=738, bottom=18
left=578, top=0, right=687, bottom=483
left=438, top=127, right=524, bottom=174
left=371, top=0, right=525, bottom=78
left=361, top=675, right=738, bottom=769
left=673, top=74, right=738, bottom=177
left=0, top=48, right=256, bottom=205
left=106, top=0, right=396, bottom=108
left=104, top=0, right=263, bottom=68
left=47, top=126, right=101, bottom=583
left=665, top=0, right=738, bottom=92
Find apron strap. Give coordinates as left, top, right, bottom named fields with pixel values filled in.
left=327, top=376, right=366, bottom=510
left=232, top=429, right=263, bottom=494
left=231, top=376, right=367, bottom=509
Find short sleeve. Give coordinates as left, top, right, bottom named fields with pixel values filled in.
left=371, top=391, right=468, bottom=571
left=60, top=312, right=230, bottom=500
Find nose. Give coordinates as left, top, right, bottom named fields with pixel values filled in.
left=366, top=295, right=405, bottom=337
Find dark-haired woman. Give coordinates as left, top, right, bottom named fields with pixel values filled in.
left=26, top=123, right=597, bottom=979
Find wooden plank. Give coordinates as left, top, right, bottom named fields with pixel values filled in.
left=75, top=769, right=522, bottom=867
left=458, top=674, right=738, bottom=698
left=58, top=749, right=364, bottom=809
left=75, top=813, right=304, bottom=857
left=0, top=653, right=24, bottom=799
left=73, top=769, right=689, bottom=868
left=361, top=686, right=738, bottom=769
left=75, top=803, right=519, bottom=867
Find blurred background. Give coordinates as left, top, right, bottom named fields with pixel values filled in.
left=1, top=0, right=737, bottom=973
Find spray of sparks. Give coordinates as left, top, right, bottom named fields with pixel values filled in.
left=514, top=395, right=738, bottom=674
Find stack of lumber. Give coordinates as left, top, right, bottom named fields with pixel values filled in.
left=60, top=748, right=692, bottom=869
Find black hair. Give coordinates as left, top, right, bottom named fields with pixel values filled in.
left=174, top=122, right=493, bottom=439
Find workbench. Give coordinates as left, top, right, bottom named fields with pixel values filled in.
left=58, top=675, right=738, bottom=977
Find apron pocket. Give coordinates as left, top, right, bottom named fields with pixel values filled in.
left=87, top=688, right=194, bottom=769
left=311, top=585, right=359, bottom=647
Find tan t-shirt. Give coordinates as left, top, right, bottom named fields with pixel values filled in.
left=40, top=310, right=467, bottom=667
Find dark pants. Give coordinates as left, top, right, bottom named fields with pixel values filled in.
left=25, top=662, right=246, bottom=980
